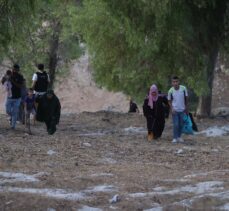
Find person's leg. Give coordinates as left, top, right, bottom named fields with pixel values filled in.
left=172, top=112, right=179, bottom=140
left=6, top=98, right=13, bottom=125
left=25, top=111, right=32, bottom=134
left=32, top=109, right=36, bottom=125
left=146, top=117, right=153, bottom=133
left=146, top=117, right=154, bottom=141
left=177, top=112, right=184, bottom=138
left=5, top=98, right=13, bottom=118
left=154, top=120, right=165, bottom=139
left=48, top=118, right=57, bottom=135
left=11, top=98, right=21, bottom=129
left=45, top=120, right=50, bottom=132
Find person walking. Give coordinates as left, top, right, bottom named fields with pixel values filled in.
left=32, top=63, right=50, bottom=96
left=6, top=64, right=24, bottom=129
left=36, top=90, right=61, bottom=135
left=168, top=76, right=188, bottom=143
left=143, top=84, right=169, bottom=141
left=24, top=88, right=36, bottom=134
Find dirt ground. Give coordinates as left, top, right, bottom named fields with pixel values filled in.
left=0, top=111, right=229, bottom=211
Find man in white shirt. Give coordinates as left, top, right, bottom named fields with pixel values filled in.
left=32, top=64, right=50, bottom=96
left=168, top=76, right=188, bottom=143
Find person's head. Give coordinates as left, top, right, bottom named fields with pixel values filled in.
left=128, top=96, right=133, bottom=103
left=148, top=84, right=158, bottom=109
left=28, top=88, right=34, bottom=97
left=13, top=64, right=20, bottom=73
left=149, top=84, right=158, bottom=97
left=46, top=89, right=54, bottom=99
left=37, top=64, right=44, bottom=71
left=172, top=76, right=180, bottom=89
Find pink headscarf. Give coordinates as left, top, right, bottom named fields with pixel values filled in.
left=148, top=84, right=158, bottom=109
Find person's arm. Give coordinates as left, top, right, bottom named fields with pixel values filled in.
left=162, top=95, right=169, bottom=105
left=32, top=73, right=37, bottom=90
left=47, top=74, right=51, bottom=83
left=184, top=88, right=188, bottom=114
left=167, top=90, right=174, bottom=114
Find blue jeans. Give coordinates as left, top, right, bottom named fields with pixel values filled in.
left=172, top=111, right=184, bottom=139
left=6, top=98, right=21, bottom=128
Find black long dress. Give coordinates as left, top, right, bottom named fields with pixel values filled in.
left=36, top=93, right=61, bottom=135
left=143, top=96, right=168, bottom=139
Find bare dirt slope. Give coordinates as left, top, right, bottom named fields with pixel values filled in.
left=55, top=54, right=129, bottom=114
left=0, top=112, right=229, bottom=211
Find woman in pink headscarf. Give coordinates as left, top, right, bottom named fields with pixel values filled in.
left=143, top=84, right=169, bottom=141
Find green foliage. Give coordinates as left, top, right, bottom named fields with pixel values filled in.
left=0, top=0, right=38, bottom=50
left=1, top=0, right=84, bottom=86
left=74, top=0, right=229, bottom=103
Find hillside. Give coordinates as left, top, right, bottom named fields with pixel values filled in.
left=55, top=53, right=129, bottom=114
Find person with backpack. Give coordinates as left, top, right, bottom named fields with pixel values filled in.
left=168, top=76, right=188, bottom=143
left=143, top=84, right=169, bottom=141
left=32, top=64, right=50, bottom=96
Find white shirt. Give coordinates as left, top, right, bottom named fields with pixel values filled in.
left=168, top=85, right=188, bottom=112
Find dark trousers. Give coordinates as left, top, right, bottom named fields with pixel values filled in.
left=146, top=117, right=165, bottom=139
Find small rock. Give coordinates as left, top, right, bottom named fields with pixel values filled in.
left=109, top=194, right=121, bottom=203
left=83, top=142, right=92, bottom=147
left=175, top=149, right=184, bottom=154
left=211, top=149, right=219, bottom=153
left=47, top=150, right=56, bottom=155
left=47, top=208, right=56, bottom=211
left=5, top=200, right=13, bottom=205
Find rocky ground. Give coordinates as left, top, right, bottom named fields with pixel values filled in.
left=0, top=111, right=229, bottom=211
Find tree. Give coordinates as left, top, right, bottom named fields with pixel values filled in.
left=1, top=0, right=83, bottom=87
left=75, top=0, right=229, bottom=116
left=0, top=0, right=37, bottom=52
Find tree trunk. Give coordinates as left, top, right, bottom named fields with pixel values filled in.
left=48, top=21, right=61, bottom=89
left=196, top=47, right=219, bottom=117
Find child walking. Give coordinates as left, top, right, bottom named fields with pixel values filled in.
left=24, top=88, right=36, bottom=134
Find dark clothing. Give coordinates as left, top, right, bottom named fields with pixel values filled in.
left=24, top=95, right=36, bottom=111
left=11, top=73, right=24, bottom=99
left=129, top=102, right=139, bottom=113
left=143, top=96, right=169, bottom=138
left=45, top=119, right=57, bottom=135
left=18, top=81, right=27, bottom=124
left=189, top=112, right=198, bottom=132
left=34, top=71, right=49, bottom=92
left=36, top=93, right=61, bottom=135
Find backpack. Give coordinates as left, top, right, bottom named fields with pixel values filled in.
left=34, top=71, right=48, bottom=92
left=182, top=114, right=194, bottom=134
